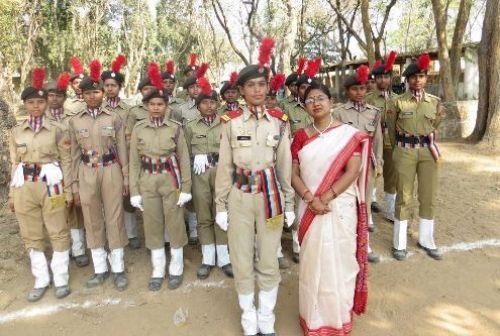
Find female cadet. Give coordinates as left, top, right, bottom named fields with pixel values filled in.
left=129, top=63, right=192, bottom=291
left=9, top=68, right=73, bottom=301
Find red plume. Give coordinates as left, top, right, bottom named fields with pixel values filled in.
left=296, top=56, right=306, bottom=75
left=258, top=37, right=275, bottom=69
left=70, top=56, right=84, bottom=74
left=32, top=68, right=45, bottom=90
left=189, top=53, right=197, bottom=67
left=89, top=59, right=101, bottom=82
left=356, top=65, right=370, bottom=83
left=305, top=57, right=321, bottom=78
left=384, top=51, right=397, bottom=72
left=229, top=71, right=238, bottom=87
left=57, top=72, right=71, bottom=91
left=197, top=77, right=212, bottom=96
left=196, top=63, right=209, bottom=78
left=165, top=60, right=175, bottom=75
left=148, top=62, right=163, bottom=91
left=417, top=53, right=430, bottom=71
left=111, top=54, right=126, bottom=73
left=270, top=73, right=286, bottom=93
left=373, top=59, right=382, bottom=70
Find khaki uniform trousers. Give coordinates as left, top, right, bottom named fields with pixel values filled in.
left=393, top=146, right=438, bottom=220
left=79, top=163, right=128, bottom=249
left=383, top=146, right=397, bottom=194
left=141, top=173, right=188, bottom=250
left=192, top=166, right=227, bottom=245
left=13, top=181, right=70, bottom=252
left=66, top=205, right=84, bottom=230
left=228, top=187, right=283, bottom=295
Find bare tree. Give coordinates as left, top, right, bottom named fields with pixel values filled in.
left=470, top=0, right=500, bottom=146
left=450, top=0, right=473, bottom=92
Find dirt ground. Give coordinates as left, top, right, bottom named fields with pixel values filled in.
left=0, top=141, right=499, bottom=336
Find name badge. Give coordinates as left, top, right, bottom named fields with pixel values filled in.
left=196, top=135, right=207, bottom=138
left=237, top=135, right=251, bottom=141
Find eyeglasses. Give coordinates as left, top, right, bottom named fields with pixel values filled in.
left=304, top=95, right=329, bottom=105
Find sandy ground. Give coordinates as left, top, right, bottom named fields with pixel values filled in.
left=0, top=141, right=499, bottom=336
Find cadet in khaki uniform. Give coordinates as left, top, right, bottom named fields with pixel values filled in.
left=185, top=78, right=233, bottom=280
left=388, top=54, right=444, bottom=261
left=129, top=63, right=192, bottom=291
left=126, top=77, right=156, bottom=132
left=265, top=74, right=285, bottom=110
left=215, top=38, right=295, bottom=336
left=101, top=54, right=141, bottom=250
left=161, top=60, right=185, bottom=114
left=173, top=63, right=209, bottom=124
left=69, top=59, right=129, bottom=291
left=64, top=56, right=86, bottom=114
left=177, top=53, right=199, bottom=102
left=277, top=56, right=305, bottom=112
left=173, top=63, right=210, bottom=246
left=44, top=73, right=90, bottom=268
left=365, top=51, right=399, bottom=221
left=332, top=65, right=382, bottom=264
left=9, top=68, right=72, bottom=301
left=218, top=72, right=241, bottom=114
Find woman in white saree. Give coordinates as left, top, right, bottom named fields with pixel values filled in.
left=291, top=83, right=370, bottom=335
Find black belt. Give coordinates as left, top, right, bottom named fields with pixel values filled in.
left=80, top=152, right=116, bottom=164
left=23, top=164, right=42, bottom=177
left=396, top=133, right=430, bottom=145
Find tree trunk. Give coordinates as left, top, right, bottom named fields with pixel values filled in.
left=277, top=0, right=297, bottom=73
left=360, top=0, right=375, bottom=66
left=470, top=0, right=500, bottom=146
left=431, top=0, right=461, bottom=138
left=450, top=0, right=473, bottom=94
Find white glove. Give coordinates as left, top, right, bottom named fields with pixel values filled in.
left=285, top=211, right=296, bottom=228
left=39, top=162, right=63, bottom=186
left=176, top=192, right=192, bottom=207
left=215, top=212, right=228, bottom=231
left=10, top=163, right=25, bottom=188
left=193, top=154, right=209, bottom=175
left=130, top=195, right=144, bottom=211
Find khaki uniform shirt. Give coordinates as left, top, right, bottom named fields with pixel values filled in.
left=172, top=99, right=200, bottom=125
left=9, top=117, right=73, bottom=200
left=103, top=99, right=132, bottom=145
left=387, top=91, right=443, bottom=146
left=277, top=95, right=295, bottom=111
left=333, top=101, right=383, bottom=167
left=281, top=99, right=312, bottom=136
left=185, top=116, right=221, bottom=156
left=215, top=106, right=294, bottom=213
left=64, top=96, right=85, bottom=115
left=129, top=118, right=191, bottom=196
left=68, top=107, right=129, bottom=193
left=366, top=89, right=399, bottom=149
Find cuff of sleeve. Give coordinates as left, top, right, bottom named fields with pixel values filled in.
left=72, top=183, right=79, bottom=194
left=216, top=204, right=227, bottom=213
left=65, top=193, right=73, bottom=203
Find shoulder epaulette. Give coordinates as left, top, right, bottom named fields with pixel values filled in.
left=267, top=108, right=288, bottom=122
left=220, top=110, right=243, bottom=123
left=365, top=103, right=380, bottom=111
left=425, top=93, right=441, bottom=101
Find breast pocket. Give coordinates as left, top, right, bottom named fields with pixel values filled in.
left=399, top=110, right=415, bottom=119
left=233, top=134, right=252, bottom=148
left=15, top=143, right=27, bottom=156
left=158, top=135, right=176, bottom=153
left=423, top=108, right=437, bottom=120
left=266, top=133, right=280, bottom=148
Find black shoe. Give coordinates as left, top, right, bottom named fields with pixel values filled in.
left=197, top=264, right=213, bottom=280
left=86, top=272, right=109, bottom=288
left=260, top=333, right=276, bottom=336
left=292, top=252, right=300, bottom=264
left=128, top=237, right=141, bottom=249
left=54, top=285, right=71, bottom=299
left=27, top=287, right=48, bottom=302
left=148, top=277, right=163, bottom=291
left=368, top=224, right=375, bottom=232
left=417, top=243, right=443, bottom=260
left=168, top=274, right=183, bottom=289
left=368, top=252, right=380, bottom=263
left=74, top=254, right=90, bottom=267
left=283, top=225, right=292, bottom=233
left=392, top=249, right=407, bottom=261
left=221, top=264, right=234, bottom=278
left=113, top=272, right=128, bottom=291
left=371, top=202, right=382, bottom=213
left=188, top=237, right=199, bottom=246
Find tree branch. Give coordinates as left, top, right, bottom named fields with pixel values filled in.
left=327, top=0, right=367, bottom=51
